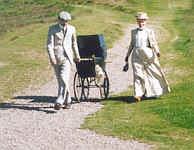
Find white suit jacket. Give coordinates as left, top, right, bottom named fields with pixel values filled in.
left=47, top=24, right=80, bottom=65
left=126, top=27, right=160, bottom=58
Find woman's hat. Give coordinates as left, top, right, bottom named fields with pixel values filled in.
left=136, top=12, right=149, bottom=20
left=58, top=11, right=71, bottom=21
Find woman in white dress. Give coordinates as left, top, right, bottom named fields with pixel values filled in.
left=124, top=12, right=170, bottom=101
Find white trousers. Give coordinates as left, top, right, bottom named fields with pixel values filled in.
left=53, top=59, right=71, bottom=105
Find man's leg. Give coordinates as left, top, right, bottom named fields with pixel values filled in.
left=53, top=64, right=64, bottom=109
left=60, top=59, right=71, bottom=107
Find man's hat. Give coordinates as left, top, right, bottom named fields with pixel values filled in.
left=58, top=11, right=71, bottom=21
left=136, top=12, right=149, bottom=20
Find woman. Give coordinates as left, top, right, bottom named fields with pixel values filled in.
left=124, top=12, right=170, bottom=101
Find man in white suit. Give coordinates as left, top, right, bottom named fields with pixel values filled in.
left=124, top=12, right=170, bottom=101
left=47, top=11, right=80, bottom=110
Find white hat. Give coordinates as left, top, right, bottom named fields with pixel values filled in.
left=136, top=12, right=149, bottom=20
left=58, top=11, right=71, bottom=21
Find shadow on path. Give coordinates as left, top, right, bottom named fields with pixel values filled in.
left=0, top=96, right=57, bottom=114
left=13, top=96, right=56, bottom=103
left=0, top=95, right=104, bottom=113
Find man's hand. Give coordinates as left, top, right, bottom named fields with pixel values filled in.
left=74, top=58, right=80, bottom=63
left=50, top=59, right=57, bottom=66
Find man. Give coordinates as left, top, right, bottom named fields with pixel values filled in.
left=124, top=12, right=170, bottom=101
left=47, top=11, right=80, bottom=110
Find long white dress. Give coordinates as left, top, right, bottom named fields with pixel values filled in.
left=126, top=27, right=170, bottom=97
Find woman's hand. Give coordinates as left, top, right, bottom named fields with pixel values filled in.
left=125, top=56, right=129, bottom=62
left=123, top=62, right=129, bottom=72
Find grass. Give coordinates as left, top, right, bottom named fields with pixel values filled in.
left=0, top=23, right=51, bottom=100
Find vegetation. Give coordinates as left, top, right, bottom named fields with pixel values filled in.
left=1, top=0, right=194, bottom=149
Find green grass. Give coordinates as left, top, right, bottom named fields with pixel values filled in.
left=0, top=0, right=75, bottom=34
left=0, top=23, right=50, bottom=100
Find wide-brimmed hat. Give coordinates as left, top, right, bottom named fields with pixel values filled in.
left=58, top=11, right=71, bottom=21
left=136, top=12, right=149, bottom=20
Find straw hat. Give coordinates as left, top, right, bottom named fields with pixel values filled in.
left=136, top=12, right=149, bottom=20
left=58, top=11, right=71, bottom=21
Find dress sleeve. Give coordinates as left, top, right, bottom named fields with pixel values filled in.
left=126, top=30, right=134, bottom=57
left=149, top=29, right=160, bottom=54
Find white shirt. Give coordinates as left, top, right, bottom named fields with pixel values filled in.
left=135, top=29, right=149, bottom=48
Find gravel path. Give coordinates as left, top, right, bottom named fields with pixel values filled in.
left=0, top=25, right=154, bottom=150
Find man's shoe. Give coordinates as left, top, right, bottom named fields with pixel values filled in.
left=64, top=104, right=71, bottom=109
left=54, top=103, right=62, bottom=110
left=134, top=96, right=141, bottom=102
